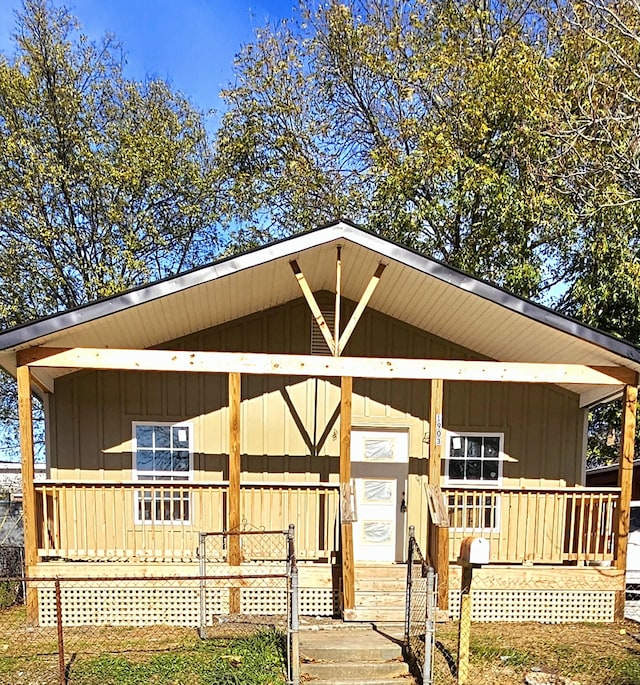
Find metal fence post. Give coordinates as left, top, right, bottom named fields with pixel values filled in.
left=290, top=560, right=300, bottom=685
left=405, top=525, right=415, bottom=646
left=424, top=566, right=436, bottom=685
left=287, top=524, right=299, bottom=685
left=55, top=578, right=66, bottom=685
left=198, top=532, right=206, bottom=639
left=404, top=526, right=436, bottom=685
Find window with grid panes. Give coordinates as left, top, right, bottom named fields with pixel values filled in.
left=445, top=432, right=503, bottom=531
left=132, top=422, right=192, bottom=523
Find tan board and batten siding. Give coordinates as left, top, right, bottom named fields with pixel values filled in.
left=48, top=294, right=585, bottom=552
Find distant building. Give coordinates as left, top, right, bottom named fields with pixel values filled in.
left=586, top=460, right=640, bottom=500
left=0, top=461, right=46, bottom=495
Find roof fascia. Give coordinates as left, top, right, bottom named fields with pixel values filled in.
left=1, top=219, right=640, bottom=368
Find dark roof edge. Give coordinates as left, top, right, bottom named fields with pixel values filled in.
left=1, top=219, right=640, bottom=366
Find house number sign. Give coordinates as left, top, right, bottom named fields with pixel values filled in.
left=435, top=413, right=443, bottom=446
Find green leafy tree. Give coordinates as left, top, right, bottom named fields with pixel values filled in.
left=0, top=0, right=220, bottom=458
left=552, top=0, right=640, bottom=335
left=550, top=1, right=640, bottom=465
left=0, top=0, right=219, bottom=319
left=216, top=0, right=569, bottom=298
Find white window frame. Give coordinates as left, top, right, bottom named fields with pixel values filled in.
left=444, top=431, right=504, bottom=486
left=132, top=421, right=194, bottom=525
left=444, top=431, right=504, bottom=533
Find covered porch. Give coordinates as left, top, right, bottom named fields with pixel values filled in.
left=17, top=346, right=639, bottom=623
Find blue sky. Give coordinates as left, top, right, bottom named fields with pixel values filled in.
left=0, top=0, right=298, bottom=129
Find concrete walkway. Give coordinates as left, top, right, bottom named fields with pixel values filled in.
left=299, top=622, right=417, bottom=685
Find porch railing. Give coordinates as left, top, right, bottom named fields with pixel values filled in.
left=443, top=486, right=620, bottom=565
left=34, top=481, right=339, bottom=563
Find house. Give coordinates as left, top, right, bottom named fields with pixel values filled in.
left=587, top=460, right=640, bottom=500
left=0, top=220, right=638, bottom=626
left=0, top=460, right=47, bottom=494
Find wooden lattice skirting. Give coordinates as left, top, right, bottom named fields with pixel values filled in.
left=448, top=589, right=615, bottom=623
left=37, top=585, right=340, bottom=627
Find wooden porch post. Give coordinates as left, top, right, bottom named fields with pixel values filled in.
left=428, top=378, right=449, bottom=611
left=228, top=372, right=241, bottom=566
left=340, top=376, right=355, bottom=611
left=17, top=364, right=39, bottom=622
left=615, top=383, right=638, bottom=618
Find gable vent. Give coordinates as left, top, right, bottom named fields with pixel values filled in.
left=311, top=292, right=335, bottom=356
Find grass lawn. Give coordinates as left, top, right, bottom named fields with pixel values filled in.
left=2, top=604, right=639, bottom=684
left=433, top=619, right=640, bottom=684
left=0, top=607, right=287, bottom=685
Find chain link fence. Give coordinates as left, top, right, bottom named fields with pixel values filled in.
left=198, top=527, right=290, bottom=565
left=0, top=494, right=23, bottom=547
left=405, top=525, right=437, bottom=685
left=0, top=491, right=25, bottom=610
left=0, top=529, right=300, bottom=685
left=0, top=547, right=23, bottom=609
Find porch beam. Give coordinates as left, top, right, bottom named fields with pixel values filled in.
left=17, top=364, right=39, bottom=622
left=340, top=376, right=355, bottom=612
left=289, top=260, right=336, bottom=355
left=20, top=347, right=632, bottom=386
left=337, top=263, right=386, bottom=355
left=228, top=372, right=242, bottom=567
left=590, top=366, right=638, bottom=386
left=615, top=382, right=638, bottom=618
left=428, top=378, right=449, bottom=611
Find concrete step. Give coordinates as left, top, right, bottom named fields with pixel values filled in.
left=300, top=627, right=403, bottom=661
left=303, top=660, right=409, bottom=681
left=300, top=624, right=416, bottom=684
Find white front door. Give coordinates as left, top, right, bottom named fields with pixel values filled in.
left=351, top=429, right=409, bottom=563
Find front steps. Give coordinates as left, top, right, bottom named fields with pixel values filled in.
left=300, top=624, right=415, bottom=685
left=343, top=564, right=407, bottom=622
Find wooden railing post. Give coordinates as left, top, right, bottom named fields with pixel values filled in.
left=228, top=372, right=242, bottom=614
left=616, top=382, right=638, bottom=618
left=428, top=379, right=449, bottom=612
left=228, top=372, right=242, bottom=562
left=17, top=364, right=39, bottom=623
left=340, top=376, right=355, bottom=613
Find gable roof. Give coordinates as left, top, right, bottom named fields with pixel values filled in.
left=1, top=220, right=639, bottom=406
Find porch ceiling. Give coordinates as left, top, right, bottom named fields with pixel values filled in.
left=1, top=221, right=639, bottom=406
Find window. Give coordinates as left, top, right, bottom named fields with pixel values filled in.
left=445, top=432, right=503, bottom=532
left=446, top=433, right=503, bottom=485
left=132, top=422, right=193, bottom=524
